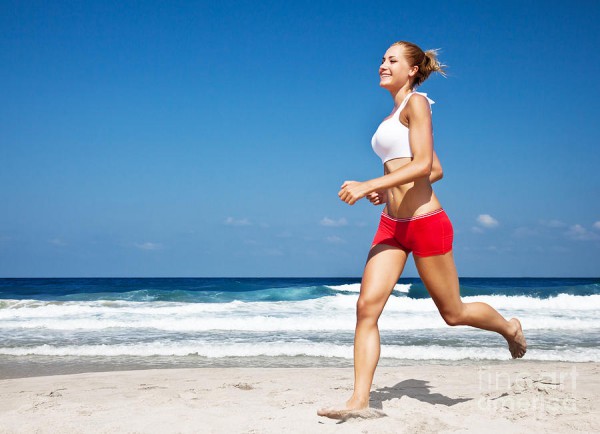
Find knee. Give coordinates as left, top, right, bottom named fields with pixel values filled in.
left=440, top=305, right=465, bottom=326
left=356, top=296, right=379, bottom=323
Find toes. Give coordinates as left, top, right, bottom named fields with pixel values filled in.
left=511, top=345, right=527, bottom=359
left=317, top=407, right=334, bottom=417
left=317, top=407, right=350, bottom=419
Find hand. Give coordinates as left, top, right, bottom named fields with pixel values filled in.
left=366, top=190, right=387, bottom=206
left=338, top=180, right=370, bottom=205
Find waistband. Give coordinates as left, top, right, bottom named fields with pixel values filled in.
left=381, top=208, right=444, bottom=222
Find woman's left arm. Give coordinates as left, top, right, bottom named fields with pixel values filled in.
left=339, top=95, right=434, bottom=205
left=429, top=149, right=443, bottom=183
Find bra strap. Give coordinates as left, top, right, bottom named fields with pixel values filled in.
left=397, top=91, right=435, bottom=114
left=397, top=91, right=415, bottom=112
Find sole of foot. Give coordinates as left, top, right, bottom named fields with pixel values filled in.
left=508, top=318, right=527, bottom=359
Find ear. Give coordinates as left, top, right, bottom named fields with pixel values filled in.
left=409, top=65, right=419, bottom=77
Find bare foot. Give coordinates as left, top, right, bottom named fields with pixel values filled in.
left=506, top=318, right=527, bottom=358
left=317, top=405, right=385, bottom=420
left=317, top=398, right=369, bottom=420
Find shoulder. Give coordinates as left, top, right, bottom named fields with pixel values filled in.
left=406, top=93, right=431, bottom=110
left=405, top=93, right=432, bottom=118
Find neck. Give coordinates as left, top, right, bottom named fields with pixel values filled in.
left=390, top=84, right=414, bottom=108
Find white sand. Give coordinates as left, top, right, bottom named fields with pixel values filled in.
left=0, top=362, right=598, bottom=433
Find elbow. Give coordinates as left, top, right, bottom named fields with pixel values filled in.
left=420, top=163, right=432, bottom=178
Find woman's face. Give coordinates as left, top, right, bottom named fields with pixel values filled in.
left=379, top=45, right=417, bottom=91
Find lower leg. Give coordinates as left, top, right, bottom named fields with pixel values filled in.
left=455, top=302, right=526, bottom=357
left=348, top=319, right=380, bottom=408
left=415, top=251, right=527, bottom=358
left=456, top=301, right=517, bottom=339
left=318, top=245, right=408, bottom=418
left=451, top=302, right=527, bottom=358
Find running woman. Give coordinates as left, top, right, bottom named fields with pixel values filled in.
left=318, top=40, right=527, bottom=419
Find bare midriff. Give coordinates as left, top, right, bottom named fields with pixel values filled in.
left=382, top=157, right=443, bottom=219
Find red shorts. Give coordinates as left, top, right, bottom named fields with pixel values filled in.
left=371, top=208, right=453, bottom=257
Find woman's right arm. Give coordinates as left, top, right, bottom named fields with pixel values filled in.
left=339, top=95, right=435, bottom=205
left=429, top=150, right=443, bottom=183
left=370, top=150, right=441, bottom=204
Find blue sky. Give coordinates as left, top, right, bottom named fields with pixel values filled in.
left=1, top=0, right=598, bottom=277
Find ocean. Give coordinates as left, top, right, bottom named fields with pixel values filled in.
left=0, top=277, right=598, bottom=378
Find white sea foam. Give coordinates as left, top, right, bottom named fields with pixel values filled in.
left=1, top=342, right=598, bottom=362
left=327, top=283, right=411, bottom=293
left=1, top=294, right=599, bottom=331
left=2, top=314, right=599, bottom=331
left=3, top=293, right=599, bottom=315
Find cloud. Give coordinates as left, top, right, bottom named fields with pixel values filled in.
left=540, top=219, right=567, bottom=228
left=513, top=220, right=600, bottom=241
left=48, top=238, right=66, bottom=246
left=135, top=242, right=162, bottom=250
left=565, top=224, right=600, bottom=241
left=476, top=214, right=499, bottom=228
left=471, top=226, right=484, bottom=234
left=325, top=235, right=346, bottom=244
left=224, top=217, right=251, bottom=226
left=320, top=217, right=348, bottom=227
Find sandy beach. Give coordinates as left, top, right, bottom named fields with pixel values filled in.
left=0, top=361, right=598, bottom=433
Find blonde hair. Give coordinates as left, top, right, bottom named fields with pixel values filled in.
left=391, top=40, right=447, bottom=89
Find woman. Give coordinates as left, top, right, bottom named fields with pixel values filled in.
left=317, top=41, right=527, bottom=419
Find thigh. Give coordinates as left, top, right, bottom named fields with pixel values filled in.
left=413, top=250, right=462, bottom=314
left=360, top=244, right=409, bottom=308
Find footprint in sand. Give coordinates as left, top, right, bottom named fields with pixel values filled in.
left=138, top=384, right=167, bottom=390
left=232, top=383, right=254, bottom=390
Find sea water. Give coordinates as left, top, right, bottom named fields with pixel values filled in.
left=0, top=278, right=598, bottom=378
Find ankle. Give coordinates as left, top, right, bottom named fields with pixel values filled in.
left=504, top=318, right=518, bottom=339
left=347, top=395, right=369, bottom=408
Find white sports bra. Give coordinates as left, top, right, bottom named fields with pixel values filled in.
left=371, top=91, right=435, bottom=164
